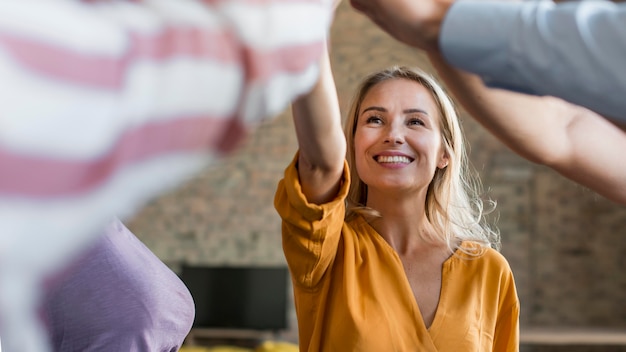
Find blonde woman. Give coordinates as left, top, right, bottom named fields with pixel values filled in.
left=274, top=45, right=519, bottom=351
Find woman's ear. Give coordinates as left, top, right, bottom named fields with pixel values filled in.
left=437, top=153, right=449, bottom=169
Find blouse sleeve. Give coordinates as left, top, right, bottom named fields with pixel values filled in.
left=1, top=0, right=333, bottom=244
left=441, top=0, right=626, bottom=122
left=493, top=269, right=521, bottom=352
left=274, top=153, right=351, bottom=289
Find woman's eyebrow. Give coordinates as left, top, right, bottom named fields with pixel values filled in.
left=362, top=106, right=386, bottom=114
left=361, top=106, right=430, bottom=115
left=403, top=108, right=429, bottom=115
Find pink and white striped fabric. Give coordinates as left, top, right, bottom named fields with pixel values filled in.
left=0, top=0, right=332, bottom=351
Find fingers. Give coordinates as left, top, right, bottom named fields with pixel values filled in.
left=349, top=0, right=368, bottom=13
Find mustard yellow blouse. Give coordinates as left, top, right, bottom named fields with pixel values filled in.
left=274, top=156, right=520, bottom=352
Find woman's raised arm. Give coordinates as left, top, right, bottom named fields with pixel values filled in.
left=291, top=44, right=347, bottom=205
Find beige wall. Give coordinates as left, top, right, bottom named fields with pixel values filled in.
left=127, top=1, right=626, bottom=343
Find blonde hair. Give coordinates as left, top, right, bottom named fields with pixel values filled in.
left=344, top=66, right=500, bottom=253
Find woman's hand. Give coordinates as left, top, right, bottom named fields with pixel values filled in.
left=349, top=0, right=454, bottom=52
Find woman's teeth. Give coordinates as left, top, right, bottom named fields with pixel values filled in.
left=377, top=155, right=411, bottom=164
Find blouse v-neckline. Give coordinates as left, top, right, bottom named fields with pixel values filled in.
left=356, top=216, right=459, bottom=342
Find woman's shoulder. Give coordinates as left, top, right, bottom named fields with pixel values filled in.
left=454, top=241, right=513, bottom=273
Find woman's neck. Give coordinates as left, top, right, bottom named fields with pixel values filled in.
left=365, top=191, right=442, bottom=255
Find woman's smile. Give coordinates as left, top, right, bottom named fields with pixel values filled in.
left=375, top=154, right=414, bottom=165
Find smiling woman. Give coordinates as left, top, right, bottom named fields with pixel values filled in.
left=273, top=41, right=520, bottom=351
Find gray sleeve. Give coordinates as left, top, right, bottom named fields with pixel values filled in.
left=440, top=0, right=626, bottom=122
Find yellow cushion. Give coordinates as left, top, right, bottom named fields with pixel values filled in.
left=254, top=341, right=299, bottom=352
left=180, top=346, right=251, bottom=352
left=179, top=347, right=212, bottom=352
left=179, top=341, right=298, bottom=352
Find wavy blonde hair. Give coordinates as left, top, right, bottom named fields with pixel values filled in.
left=344, top=66, right=500, bottom=253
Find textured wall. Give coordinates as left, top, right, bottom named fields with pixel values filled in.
left=127, top=1, right=626, bottom=346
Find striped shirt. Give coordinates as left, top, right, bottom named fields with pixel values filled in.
left=0, top=0, right=333, bottom=351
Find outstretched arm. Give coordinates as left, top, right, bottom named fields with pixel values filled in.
left=291, top=44, right=346, bottom=205
left=428, top=52, right=626, bottom=205
left=439, top=1, right=626, bottom=124
left=350, top=0, right=626, bottom=122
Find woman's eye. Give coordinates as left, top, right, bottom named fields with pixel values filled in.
left=408, top=118, right=424, bottom=126
left=366, top=116, right=383, bottom=124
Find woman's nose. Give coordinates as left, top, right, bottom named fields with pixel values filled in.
left=383, top=127, right=404, bottom=144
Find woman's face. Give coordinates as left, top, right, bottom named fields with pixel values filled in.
left=353, top=78, right=448, bottom=196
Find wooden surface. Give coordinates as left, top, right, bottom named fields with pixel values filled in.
left=187, top=328, right=276, bottom=340
left=184, top=328, right=278, bottom=347
left=186, top=327, right=626, bottom=346
left=521, top=327, right=626, bottom=345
